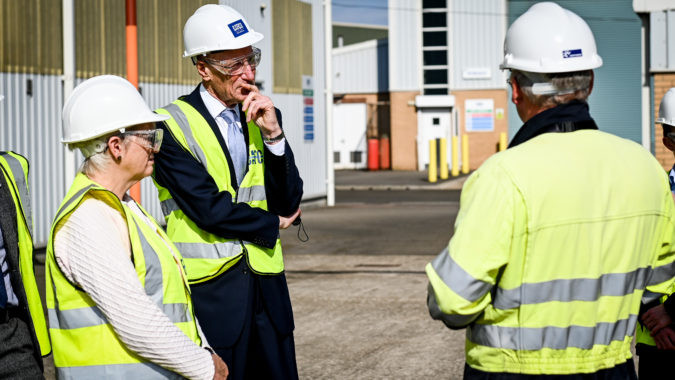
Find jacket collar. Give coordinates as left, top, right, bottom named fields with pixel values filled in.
left=508, top=100, right=598, bottom=148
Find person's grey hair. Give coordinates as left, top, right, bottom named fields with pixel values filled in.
left=511, top=70, right=593, bottom=108
left=68, top=132, right=122, bottom=177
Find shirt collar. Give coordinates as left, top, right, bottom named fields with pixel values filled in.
left=199, top=84, right=239, bottom=121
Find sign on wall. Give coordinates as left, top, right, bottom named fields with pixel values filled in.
left=302, top=75, right=314, bottom=142
left=465, top=99, right=494, bottom=132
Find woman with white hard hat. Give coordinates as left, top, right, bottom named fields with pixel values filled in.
left=45, top=75, right=228, bottom=379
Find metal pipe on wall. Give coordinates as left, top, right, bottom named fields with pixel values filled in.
left=324, top=0, right=334, bottom=207
left=62, top=0, right=76, bottom=186
left=126, top=0, right=142, bottom=202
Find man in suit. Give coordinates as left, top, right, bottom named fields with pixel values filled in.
left=0, top=151, right=51, bottom=379
left=152, top=4, right=303, bottom=379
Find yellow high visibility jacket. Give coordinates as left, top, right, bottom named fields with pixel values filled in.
left=426, top=130, right=675, bottom=374
left=154, top=100, right=283, bottom=284
left=46, top=173, right=201, bottom=379
left=0, top=151, right=50, bottom=357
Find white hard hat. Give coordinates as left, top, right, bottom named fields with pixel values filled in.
left=183, top=4, right=263, bottom=58
left=62, top=75, right=168, bottom=144
left=657, top=88, right=675, bottom=127
left=500, top=2, right=603, bottom=73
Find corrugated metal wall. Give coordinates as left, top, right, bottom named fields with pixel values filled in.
left=450, top=0, right=506, bottom=90
left=333, top=39, right=389, bottom=94
left=0, top=0, right=327, bottom=246
left=0, top=73, right=67, bottom=247
left=388, top=0, right=421, bottom=91
left=221, top=0, right=327, bottom=200
left=507, top=0, right=642, bottom=143
left=650, top=9, right=675, bottom=71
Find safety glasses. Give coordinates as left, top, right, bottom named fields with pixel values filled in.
left=123, top=129, right=163, bottom=153
left=203, top=47, right=261, bottom=76
left=667, top=132, right=675, bottom=142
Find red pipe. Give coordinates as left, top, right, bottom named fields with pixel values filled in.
left=126, top=0, right=142, bottom=202
left=368, top=138, right=379, bottom=171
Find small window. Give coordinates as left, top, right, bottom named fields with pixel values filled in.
left=423, top=31, right=447, bottom=47
left=350, top=151, right=363, bottom=163
left=424, top=88, right=448, bottom=95
left=423, top=50, right=447, bottom=66
left=433, top=118, right=440, bottom=125
left=423, top=12, right=446, bottom=28
left=424, top=69, right=448, bottom=85
left=334, top=151, right=341, bottom=163
left=423, top=0, right=446, bottom=9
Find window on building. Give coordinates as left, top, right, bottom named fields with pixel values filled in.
left=272, top=0, right=314, bottom=94
left=422, top=1, right=449, bottom=95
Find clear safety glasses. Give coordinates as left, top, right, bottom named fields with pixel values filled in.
left=203, top=47, right=261, bottom=76
left=123, top=129, right=163, bottom=153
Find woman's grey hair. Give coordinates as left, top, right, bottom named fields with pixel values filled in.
left=68, top=132, right=125, bottom=177
left=511, top=70, right=593, bottom=108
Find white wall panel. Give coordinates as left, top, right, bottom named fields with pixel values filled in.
left=451, top=0, right=507, bottom=90
left=333, top=39, right=389, bottom=94
left=389, top=0, right=422, bottom=91
left=0, top=73, right=67, bottom=247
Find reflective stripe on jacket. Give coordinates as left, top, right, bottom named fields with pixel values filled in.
left=46, top=173, right=201, bottom=379
left=155, top=100, right=283, bottom=283
left=426, top=130, right=675, bottom=374
left=0, top=151, right=51, bottom=356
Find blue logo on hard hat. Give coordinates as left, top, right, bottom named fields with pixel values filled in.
left=228, top=20, right=249, bottom=38
left=562, top=49, right=583, bottom=59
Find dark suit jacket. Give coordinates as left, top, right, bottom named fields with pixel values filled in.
left=153, top=86, right=303, bottom=348
left=0, top=168, right=43, bottom=369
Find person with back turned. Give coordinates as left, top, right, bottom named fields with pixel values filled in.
left=425, top=3, right=675, bottom=379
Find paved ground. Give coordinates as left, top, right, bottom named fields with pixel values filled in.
left=36, top=170, right=470, bottom=379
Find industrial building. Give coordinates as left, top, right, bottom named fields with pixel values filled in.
left=0, top=0, right=328, bottom=246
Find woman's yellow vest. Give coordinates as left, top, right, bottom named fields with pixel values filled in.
left=154, top=100, right=283, bottom=284
left=46, top=173, right=201, bottom=379
left=0, top=151, right=50, bottom=356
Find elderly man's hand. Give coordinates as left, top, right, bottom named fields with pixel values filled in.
left=642, top=304, right=673, bottom=335
left=212, top=353, right=228, bottom=380
left=241, top=83, right=282, bottom=140
left=654, top=327, right=675, bottom=350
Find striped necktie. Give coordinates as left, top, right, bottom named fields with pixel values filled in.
left=221, top=109, right=247, bottom=186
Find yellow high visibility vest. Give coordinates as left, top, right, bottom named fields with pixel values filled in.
left=426, top=130, right=675, bottom=374
left=154, top=100, right=283, bottom=284
left=46, top=173, right=201, bottom=379
left=0, top=151, right=50, bottom=356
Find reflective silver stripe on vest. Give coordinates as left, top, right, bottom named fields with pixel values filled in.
left=48, top=302, right=190, bottom=329
left=174, top=241, right=242, bottom=260
left=427, top=283, right=481, bottom=328
left=54, top=185, right=97, bottom=222
left=237, top=185, right=267, bottom=203
left=135, top=221, right=191, bottom=323
left=48, top=306, right=106, bottom=329
left=160, top=198, right=179, bottom=217
left=1, top=152, right=33, bottom=231
left=430, top=247, right=493, bottom=303
left=163, top=103, right=209, bottom=170
left=137, top=224, right=164, bottom=304
left=57, top=361, right=184, bottom=380
left=642, top=290, right=664, bottom=304
left=646, top=260, right=675, bottom=287
left=493, top=267, right=651, bottom=310
left=468, top=314, right=638, bottom=351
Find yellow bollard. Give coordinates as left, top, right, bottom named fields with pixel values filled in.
left=499, top=132, right=508, bottom=151
left=462, top=134, right=469, bottom=174
left=451, top=136, right=459, bottom=177
left=439, top=138, right=448, bottom=180
left=428, top=140, right=437, bottom=183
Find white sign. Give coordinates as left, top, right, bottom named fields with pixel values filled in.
left=462, top=67, right=492, bottom=80
left=465, top=99, right=494, bottom=132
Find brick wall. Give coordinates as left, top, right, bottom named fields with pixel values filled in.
left=451, top=89, right=510, bottom=170
left=654, top=73, right=675, bottom=170
left=390, top=91, right=420, bottom=170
